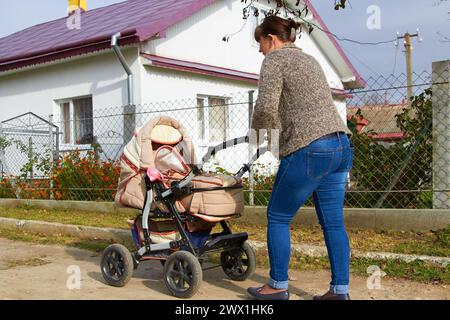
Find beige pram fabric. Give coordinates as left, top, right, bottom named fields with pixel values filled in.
left=115, top=116, right=244, bottom=221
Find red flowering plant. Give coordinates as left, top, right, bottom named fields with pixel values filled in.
left=16, top=179, right=51, bottom=199
left=0, top=134, right=120, bottom=201
left=0, top=174, right=16, bottom=199
left=52, top=150, right=120, bottom=201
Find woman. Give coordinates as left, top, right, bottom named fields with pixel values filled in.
left=247, top=16, right=354, bottom=300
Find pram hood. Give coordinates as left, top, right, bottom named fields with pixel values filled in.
left=115, top=116, right=244, bottom=221
left=115, top=116, right=195, bottom=209
left=123, top=116, right=196, bottom=171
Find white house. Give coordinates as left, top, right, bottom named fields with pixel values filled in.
left=0, top=0, right=364, bottom=176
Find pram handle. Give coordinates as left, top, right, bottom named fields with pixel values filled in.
left=201, top=136, right=249, bottom=164
left=199, top=135, right=268, bottom=179
left=199, top=135, right=268, bottom=178
left=152, top=145, right=265, bottom=200
left=235, top=146, right=268, bottom=179
left=160, top=170, right=196, bottom=199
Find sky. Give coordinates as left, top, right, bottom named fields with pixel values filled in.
left=0, top=0, right=124, bottom=37
left=310, top=0, right=450, bottom=81
left=0, top=0, right=449, bottom=82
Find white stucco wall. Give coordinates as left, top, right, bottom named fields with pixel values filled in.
left=0, top=0, right=354, bottom=175
left=0, top=47, right=142, bottom=168
left=0, top=47, right=140, bottom=121
left=137, top=0, right=349, bottom=172
left=140, top=0, right=346, bottom=116
left=138, top=66, right=255, bottom=173
left=141, top=0, right=343, bottom=86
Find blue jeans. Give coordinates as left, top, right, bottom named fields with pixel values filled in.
left=267, top=132, right=353, bottom=294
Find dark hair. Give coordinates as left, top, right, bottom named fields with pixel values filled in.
left=254, top=16, right=301, bottom=43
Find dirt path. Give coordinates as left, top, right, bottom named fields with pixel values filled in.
left=0, top=238, right=447, bottom=300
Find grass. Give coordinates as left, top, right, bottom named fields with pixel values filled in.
left=0, top=205, right=132, bottom=229
left=0, top=205, right=448, bottom=258
left=349, top=257, right=450, bottom=284
left=0, top=227, right=135, bottom=254
left=221, top=220, right=450, bottom=258
left=0, top=224, right=448, bottom=285
left=291, top=254, right=448, bottom=285
left=208, top=248, right=450, bottom=284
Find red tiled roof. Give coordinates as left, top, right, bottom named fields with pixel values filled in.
left=0, top=0, right=213, bottom=72
left=347, top=103, right=407, bottom=140
left=0, top=0, right=363, bottom=88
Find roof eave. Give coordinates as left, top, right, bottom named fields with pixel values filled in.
left=0, top=29, right=139, bottom=73
left=141, top=53, right=259, bottom=84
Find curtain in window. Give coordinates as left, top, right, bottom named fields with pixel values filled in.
left=197, top=98, right=205, bottom=141
left=73, top=98, right=93, bottom=144
left=61, top=102, right=71, bottom=144
left=208, top=97, right=226, bottom=142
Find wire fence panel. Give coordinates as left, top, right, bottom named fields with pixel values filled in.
left=0, top=113, right=58, bottom=199
left=0, top=68, right=449, bottom=209
left=345, top=70, right=448, bottom=209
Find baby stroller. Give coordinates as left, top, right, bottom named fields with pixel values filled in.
left=100, top=116, right=265, bottom=298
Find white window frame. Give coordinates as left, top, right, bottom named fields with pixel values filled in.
left=58, top=99, right=72, bottom=145
left=56, top=95, right=93, bottom=147
left=196, top=94, right=230, bottom=146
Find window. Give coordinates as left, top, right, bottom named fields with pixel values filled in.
left=197, top=95, right=228, bottom=143
left=73, top=98, right=93, bottom=144
left=59, top=96, right=93, bottom=145
left=208, top=97, right=227, bottom=142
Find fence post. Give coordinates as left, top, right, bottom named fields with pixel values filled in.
left=54, top=126, right=60, bottom=162
left=0, top=123, right=20, bottom=199
left=432, top=60, right=450, bottom=209
left=123, top=104, right=136, bottom=146
left=28, top=137, right=34, bottom=179
left=248, top=90, right=255, bottom=206
left=49, top=115, right=54, bottom=200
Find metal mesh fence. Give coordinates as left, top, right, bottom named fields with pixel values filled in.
left=0, top=113, right=58, bottom=199
left=345, top=69, right=449, bottom=209
left=0, top=68, right=449, bottom=209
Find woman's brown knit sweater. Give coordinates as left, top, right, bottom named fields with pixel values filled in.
left=251, top=43, right=352, bottom=159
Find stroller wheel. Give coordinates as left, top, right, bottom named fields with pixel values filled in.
left=163, top=251, right=202, bottom=298
left=100, top=244, right=134, bottom=287
left=220, top=242, right=256, bottom=281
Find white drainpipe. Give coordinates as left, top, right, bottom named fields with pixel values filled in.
left=111, top=32, right=134, bottom=106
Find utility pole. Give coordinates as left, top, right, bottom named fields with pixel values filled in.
left=395, top=30, right=422, bottom=107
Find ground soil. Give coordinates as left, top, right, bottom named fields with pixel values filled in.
left=0, top=238, right=447, bottom=300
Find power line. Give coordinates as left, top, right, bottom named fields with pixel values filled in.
left=297, top=15, right=397, bottom=46
left=223, top=3, right=398, bottom=46
left=437, top=31, right=450, bottom=42
left=339, top=43, right=382, bottom=77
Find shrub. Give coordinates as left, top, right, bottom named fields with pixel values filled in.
left=52, top=150, right=120, bottom=201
